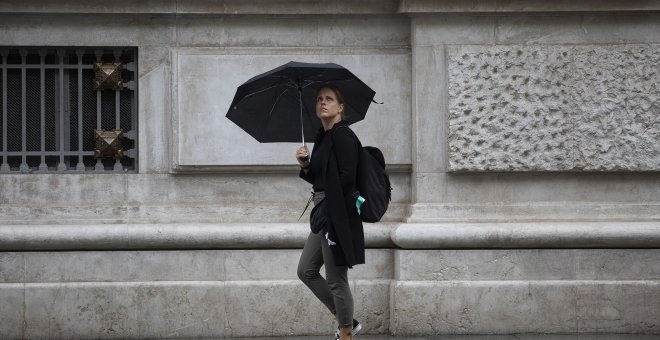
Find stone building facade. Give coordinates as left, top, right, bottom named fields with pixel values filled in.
left=0, top=1, right=659, bottom=338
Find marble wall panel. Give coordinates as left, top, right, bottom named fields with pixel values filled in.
left=222, top=280, right=389, bottom=337
left=5, top=250, right=391, bottom=283
left=0, top=253, right=24, bottom=283
left=395, top=249, right=660, bottom=281
left=173, top=49, right=411, bottom=168
left=0, top=284, right=24, bottom=339
left=392, top=281, right=579, bottom=334
left=16, top=280, right=393, bottom=338
left=23, top=282, right=227, bottom=339
left=176, top=15, right=409, bottom=47
left=138, top=47, right=171, bottom=173
left=576, top=282, right=660, bottom=333
left=412, top=14, right=660, bottom=46
left=0, top=14, right=175, bottom=46
left=393, top=280, right=660, bottom=335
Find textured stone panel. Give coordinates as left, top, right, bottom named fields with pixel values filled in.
left=448, top=45, right=660, bottom=171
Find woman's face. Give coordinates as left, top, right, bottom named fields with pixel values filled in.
left=316, top=87, right=344, bottom=122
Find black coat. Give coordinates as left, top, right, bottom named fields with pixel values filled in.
left=300, top=120, right=365, bottom=267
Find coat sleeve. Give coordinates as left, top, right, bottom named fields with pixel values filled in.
left=299, top=167, right=314, bottom=184
left=332, top=128, right=359, bottom=198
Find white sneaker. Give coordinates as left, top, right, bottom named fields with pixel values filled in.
left=334, top=319, right=362, bottom=339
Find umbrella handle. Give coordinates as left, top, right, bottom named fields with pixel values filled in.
left=299, top=89, right=311, bottom=160
left=299, top=90, right=305, bottom=160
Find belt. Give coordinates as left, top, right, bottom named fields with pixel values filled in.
left=312, top=191, right=325, bottom=206
left=299, top=191, right=325, bottom=221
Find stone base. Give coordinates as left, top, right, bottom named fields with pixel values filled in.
left=1, top=280, right=389, bottom=339
left=0, top=249, right=392, bottom=339
left=2, top=246, right=660, bottom=338
left=392, top=249, right=660, bottom=335
left=392, top=281, right=660, bottom=335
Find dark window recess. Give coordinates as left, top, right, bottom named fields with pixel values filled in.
left=0, top=47, right=137, bottom=173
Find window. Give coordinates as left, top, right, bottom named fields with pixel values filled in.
left=0, top=47, right=137, bottom=173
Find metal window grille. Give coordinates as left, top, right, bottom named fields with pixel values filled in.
left=0, top=47, right=137, bottom=173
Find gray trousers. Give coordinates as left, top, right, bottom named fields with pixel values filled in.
left=297, top=228, right=354, bottom=328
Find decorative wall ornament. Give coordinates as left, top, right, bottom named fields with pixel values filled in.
left=94, top=62, right=124, bottom=91
left=94, top=129, right=124, bottom=159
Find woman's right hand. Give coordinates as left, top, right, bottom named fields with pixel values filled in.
left=296, top=145, right=310, bottom=169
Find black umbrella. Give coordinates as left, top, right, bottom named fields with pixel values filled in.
left=226, top=61, right=377, bottom=144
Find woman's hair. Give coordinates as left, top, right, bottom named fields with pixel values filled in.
left=316, top=84, right=346, bottom=120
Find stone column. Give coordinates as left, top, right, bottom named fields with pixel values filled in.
left=403, top=2, right=660, bottom=225
left=394, top=1, right=660, bottom=335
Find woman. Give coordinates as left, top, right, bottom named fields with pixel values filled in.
left=296, top=84, right=365, bottom=340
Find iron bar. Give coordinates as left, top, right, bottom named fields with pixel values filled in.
left=113, top=49, right=122, bottom=171
left=95, top=49, right=103, bottom=171
left=19, top=49, right=28, bottom=172
left=56, top=49, right=66, bottom=171
left=0, top=50, right=8, bottom=172
left=76, top=49, right=84, bottom=171
left=38, top=49, right=47, bottom=172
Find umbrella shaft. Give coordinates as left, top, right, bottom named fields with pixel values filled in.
left=299, top=89, right=304, bottom=145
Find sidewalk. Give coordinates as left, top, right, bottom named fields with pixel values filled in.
left=167, top=335, right=660, bottom=340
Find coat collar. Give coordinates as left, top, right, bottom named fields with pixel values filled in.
left=315, top=120, right=349, bottom=144
left=331, top=120, right=350, bottom=130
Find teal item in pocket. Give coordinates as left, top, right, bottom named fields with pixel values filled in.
left=356, top=195, right=366, bottom=215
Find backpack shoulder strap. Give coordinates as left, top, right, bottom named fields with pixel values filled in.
left=332, top=125, right=363, bottom=149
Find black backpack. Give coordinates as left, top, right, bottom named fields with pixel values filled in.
left=335, top=126, right=392, bottom=223
left=356, top=145, right=392, bottom=222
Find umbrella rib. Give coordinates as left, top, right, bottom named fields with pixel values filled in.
left=234, top=83, right=287, bottom=107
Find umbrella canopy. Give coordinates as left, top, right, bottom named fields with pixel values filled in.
left=226, top=61, right=377, bottom=143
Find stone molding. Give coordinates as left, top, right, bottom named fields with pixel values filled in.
left=170, top=163, right=412, bottom=174
left=2, top=221, right=659, bottom=251
left=398, top=0, right=660, bottom=14
left=0, top=223, right=395, bottom=251
left=2, top=1, right=659, bottom=15
left=0, top=0, right=399, bottom=15
left=406, top=202, right=660, bottom=223
left=392, top=222, right=660, bottom=249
